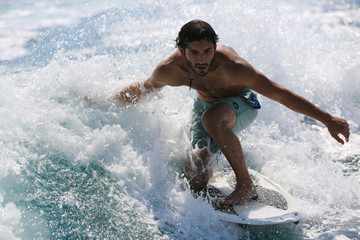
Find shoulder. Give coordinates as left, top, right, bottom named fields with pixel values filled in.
left=155, top=50, right=183, bottom=74
left=215, top=44, right=254, bottom=73
left=148, top=50, right=186, bottom=88
left=214, top=44, right=262, bottom=88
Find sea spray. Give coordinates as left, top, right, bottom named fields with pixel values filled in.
left=0, top=0, right=359, bottom=239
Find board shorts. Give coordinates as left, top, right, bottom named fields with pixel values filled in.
left=190, top=88, right=260, bottom=154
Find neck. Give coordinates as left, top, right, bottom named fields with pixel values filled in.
left=187, top=67, right=204, bottom=91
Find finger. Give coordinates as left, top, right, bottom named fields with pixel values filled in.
left=342, top=127, right=350, bottom=142
left=333, top=134, right=345, bottom=145
left=345, top=132, right=350, bottom=142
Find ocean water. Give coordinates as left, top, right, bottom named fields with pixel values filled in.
left=0, top=0, right=359, bottom=239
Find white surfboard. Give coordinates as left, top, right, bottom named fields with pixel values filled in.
left=206, top=168, right=301, bottom=226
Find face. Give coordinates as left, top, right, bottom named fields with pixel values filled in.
left=182, top=39, right=215, bottom=77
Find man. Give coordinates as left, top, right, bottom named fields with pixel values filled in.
left=113, top=20, right=350, bottom=205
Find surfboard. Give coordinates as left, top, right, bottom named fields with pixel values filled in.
left=203, top=168, right=301, bottom=226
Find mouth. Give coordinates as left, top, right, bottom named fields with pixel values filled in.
left=196, top=64, right=208, bottom=73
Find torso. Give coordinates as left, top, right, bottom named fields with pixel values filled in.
left=158, top=44, right=248, bottom=102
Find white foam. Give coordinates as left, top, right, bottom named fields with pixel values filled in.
left=0, top=195, right=23, bottom=240
left=0, top=0, right=359, bottom=239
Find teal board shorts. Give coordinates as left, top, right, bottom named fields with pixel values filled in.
left=190, top=88, right=260, bottom=154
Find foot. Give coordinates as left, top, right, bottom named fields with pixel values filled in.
left=220, top=185, right=258, bottom=206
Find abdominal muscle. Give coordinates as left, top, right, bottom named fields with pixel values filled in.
left=196, top=84, right=246, bottom=102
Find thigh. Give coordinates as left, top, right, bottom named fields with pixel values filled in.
left=201, top=102, right=237, bottom=130
left=219, top=95, right=258, bottom=133
left=190, top=99, right=213, bottom=149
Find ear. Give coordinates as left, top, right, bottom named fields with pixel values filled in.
left=180, top=48, right=185, bottom=56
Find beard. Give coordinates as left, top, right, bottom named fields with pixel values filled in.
left=185, top=56, right=214, bottom=77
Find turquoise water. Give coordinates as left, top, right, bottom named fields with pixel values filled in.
left=1, top=0, right=359, bottom=239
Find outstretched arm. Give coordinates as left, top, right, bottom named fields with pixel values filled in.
left=241, top=65, right=350, bottom=144
left=113, top=78, right=156, bottom=104
left=114, top=62, right=168, bottom=104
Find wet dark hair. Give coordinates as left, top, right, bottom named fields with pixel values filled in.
left=175, top=20, right=219, bottom=49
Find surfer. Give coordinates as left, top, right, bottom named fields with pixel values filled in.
left=112, top=20, right=350, bottom=205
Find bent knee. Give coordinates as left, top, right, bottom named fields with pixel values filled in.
left=201, top=103, right=236, bottom=132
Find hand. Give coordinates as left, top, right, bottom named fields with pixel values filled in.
left=326, top=116, right=350, bottom=144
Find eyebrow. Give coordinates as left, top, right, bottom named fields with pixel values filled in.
left=188, top=46, right=213, bottom=52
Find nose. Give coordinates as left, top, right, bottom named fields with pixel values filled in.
left=197, top=54, right=206, bottom=64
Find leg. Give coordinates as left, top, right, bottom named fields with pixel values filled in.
left=202, top=103, right=257, bottom=205
left=185, top=147, right=213, bottom=192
